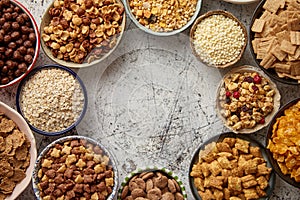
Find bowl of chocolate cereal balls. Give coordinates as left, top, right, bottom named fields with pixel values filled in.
left=0, top=0, right=40, bottom=88
left=15, top=64, right=88, bottom=136
left=40, top=0, right=126, bottom=68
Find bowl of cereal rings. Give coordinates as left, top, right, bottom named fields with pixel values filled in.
left=216, top=65, right=281, bottom=134
left=0, top=0, right=40, bottom=88
left=266, top=97, right=300, bottom=188
left=40, top=0, right=126, bottom=68
left=32, top=135, right=118, bottom=200
left=189, top=132, right=276, bottom=200
left=118, top=166, right=187, bottom=200
left=0, top=101, right=37, bottom=200
left=124, top=0, right=202, bottom=36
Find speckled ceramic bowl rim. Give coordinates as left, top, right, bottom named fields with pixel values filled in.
left=124, top=0, right=202, bottom=36
left=190, top=10, right=247, bottom=68
left=0, top=0, right=40, bottom=88
left=189, top=132, right=276, bottom=200
left=32, top=135, right=119, bottom=200
left=40, top=0, right=126, bottom=68
left=215, top=65, right=281, bottom=134
left=265, top=97, right=300, bottom=188
left=117, top=166, right=187, bottom=199
left=15, top=64, right=88, bottom=136
left=0, top=101, right=37, bottom=200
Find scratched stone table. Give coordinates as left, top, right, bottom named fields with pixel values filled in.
left=1, top=0, right=300, bottom=199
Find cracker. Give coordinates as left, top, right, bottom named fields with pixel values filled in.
left=290, top=31, right=300, bottom=45
left=288, top=18, right=300, bottom=31
left=251, top=19, right=265, bottom=33
left=273, top=63, right=291, bottom=73
left=263, top=0, right=282, bottom=13
left=276, top=30, right=290, bottom=41
left=271, top=43, right=287, bottom=61
left=290, top=61, right=300, bottom=75
left=260, top=53, right=277, bottom=69
left=280, top=39, right=297, bottom=54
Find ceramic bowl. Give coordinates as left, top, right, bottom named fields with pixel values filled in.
left=249, top=0, right=300, bottom=85
left=15, top=64, right=88, bottom=136
left=189, top=132, right=276, bottom=199
left=216, top=65, right=281, bottom=134
left=0, top=0, right=40, bottom=88
left=118, top=166, right=187, bottom=199
left=223, top=0, right=260, bottom=4
left=0, top=101, right=37, bottom=200
left=124, top=0, right=202, bottom=36
left=190, top=10, right=247, bottom=68
left=40, top=0, right=126, bottom=68
left=32, top=135, right=118, bottom=200
left=266, top=97, right=300, bottom=188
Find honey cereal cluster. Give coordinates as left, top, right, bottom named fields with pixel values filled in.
left=120, top=170, right=184, bottom=200
left=218, top=70, right=276, bottom=131
left=190, top=137, right=272, bottom=200
left=42, top=0, right=124, bottom=64
left=0, top=112, right=31, bottom=199
left=251, top=0, right=300, bottom=82
left=268, top=100, right=300, bottom=182
left=37, top=139, right=114, bottom=200
left=129, top=0, right=197, bottom=32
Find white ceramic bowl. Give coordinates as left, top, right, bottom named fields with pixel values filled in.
left=0, top=101, right=37, bottom=200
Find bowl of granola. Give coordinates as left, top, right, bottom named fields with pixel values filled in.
left=216, top=65, right=281, bottom=133
left=40, top=0, right=126, bottom=68
left=0, top=101, right=37, bottom=200
left=32, top=135, right=118, bottom=200
left=118, top=166, right=187, bottom=200
left=16, top=64, right=88, bottom=136
left=249, top=0, right=300, bottom=84
left=189, top=132, right=276, bottom=200
left=124, top=0, right=202, bottom=36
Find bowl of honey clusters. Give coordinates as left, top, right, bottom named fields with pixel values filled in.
left=266, top=97, right=300, bottom=188
left=0, top=101, right=37, bottom=200
left=40, top=0, right=126, bottom=68
left=32, top=135, right=118, bottom=200
left=118, top=166, right=186, bottom=200
left=0, top=0, right=40, bottom=88
left=189, top=132, right=276, bottom=200
left=125, top=0, right=202, bottom=36
left=216, top=65, right=281, bottom=134
left=190, top=10, right=247, bottom=68
left=250, top=0, right=300, bottom=84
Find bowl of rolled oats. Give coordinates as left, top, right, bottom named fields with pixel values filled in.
left=124, top=0, right=202, bottom=36
left=16, top=64, right=88, bottom=136
left=190, top=10, right=247, bottom=68
left=189, top=132, right=276, bottom=200
left=0, top=101, right=37, bottom=200
left=266, top=97, right=300, bottom=188
left=118, top=166, right=187, bottom=200
left=32, top=135, right=118, bottom=200
left=40, top=0, right=126, bottom=68
left=250, top=0, right=300, bottom=84
left=216, top=65, right=281, bottom=134
left=0, top=0, right=40, bottom=88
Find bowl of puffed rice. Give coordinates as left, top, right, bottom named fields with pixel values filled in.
left=15, top=64, right=88, bottom=136
left=124, top=0, right=202, bottom=36
left=40, top=0, right=126, bottom=68
left=190, top=10, right=247, bottom=68
left=32, top=135, right=118, bottom=200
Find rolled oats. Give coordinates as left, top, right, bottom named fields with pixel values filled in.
left=19, top=67, right=85, bottom=133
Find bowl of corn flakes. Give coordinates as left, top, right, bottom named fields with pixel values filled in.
left=0, top=101, right=37, bottom=200
left=249, top=0, right=300, bottom=85
left=32, top=135, right=118, bottom=200
left=40, top=0, right=126, bottom=68
left=189, top=132, right=276, bottom=200
left=266, top=97, right=300, bottom=188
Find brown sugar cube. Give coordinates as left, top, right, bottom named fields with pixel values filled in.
left=280, top=39, right=297, bottom=54
left=273, top=63, right=291, bottom=74
left=263, top=0, right=281, bottom=13
left=251, top=19, right=265, bottom=33
left=290, top=31, right=300, bottom=45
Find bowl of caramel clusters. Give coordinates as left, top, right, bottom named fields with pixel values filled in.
left=0, top=0, right=40, bottom=88
left=40, top=0, right=126, bottom=68
left=32, top=135, right=118, bottom=200
left=189, top=132, right=276, bottom=200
